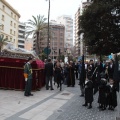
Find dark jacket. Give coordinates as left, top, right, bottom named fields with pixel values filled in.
left=85, top=80, right=94, bottom=103
left=45, top=62, right=53, bottom=76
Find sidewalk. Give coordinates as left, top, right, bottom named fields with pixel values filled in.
left=0, top=80, right=120, bottom=120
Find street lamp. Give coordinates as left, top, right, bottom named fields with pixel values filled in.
left=46, top=0, right=50, bottom=60
left=52, top=32, right=55, bottom=63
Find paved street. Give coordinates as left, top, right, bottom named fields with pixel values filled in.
left=0, top=80, right=120, bottom=120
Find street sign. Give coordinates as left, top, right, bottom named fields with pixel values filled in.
left=43, top=47, right=51, bottom=55
left=108, top=55, right=113, bottom=59
left=78, top=56, right=82, bottom=61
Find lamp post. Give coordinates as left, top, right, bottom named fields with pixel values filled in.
left=47, top=0, right=50, bottom=60
left=52, top=32, right=55, bottom=64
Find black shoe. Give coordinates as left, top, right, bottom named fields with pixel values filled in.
left=46, top=88, right=49, bottom=90
left=51, top=88, right=54, bottom=90
left=82, top=104, right=88, bottom=107
left=88, top=105, right=92, bottom=109
left=29, top=93, right=33, bottom=96
left=24, top=94, right=29, bottom=97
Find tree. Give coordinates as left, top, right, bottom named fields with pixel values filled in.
left=79, top=0, right=120, bottom=55
left=26, top=15, right=47, bottom=55
left=0, top=34, right=8, bottom=54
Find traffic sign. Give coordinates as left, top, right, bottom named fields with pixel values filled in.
left=43, top=47, right=51, bottom=55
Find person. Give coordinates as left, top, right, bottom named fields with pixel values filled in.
left=98, top=76, right=107, bottom=111
left=67, top=61, right=75, bottom=87
left=45, top=58, right=54, bottom=90
left=107, top=79, right=117, bottom=111
left=24, top=57, right=34, bottom=97
left=108, top=59, right=114, bottom=79
left=54, top=62, right=63, bottom=91
left=82, top=71, right=94, bottom=109
left=75, top=62, right=79, bottom=79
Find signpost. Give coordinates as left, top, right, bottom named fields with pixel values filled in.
left=43, top=47, right=51, bottom=56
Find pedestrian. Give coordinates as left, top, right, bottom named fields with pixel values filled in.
left=54, top=62, right=63, bottom=91
left=45, top=58, right=54, bottom=90
left=98, top=75, right=107, bottom=111
left=82, top=71, right=94, bottom=109
left=24, top=57, right=34, bottom=97
left=107, top=79, right=117, bottom=111
left=67, top=61, right=75, bottom=87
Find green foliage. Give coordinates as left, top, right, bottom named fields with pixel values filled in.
left=39, top=52, right=47, bottom=61
left=26, top=15, right=47, bottom=55
left=79, top=0, right=120, bottom=55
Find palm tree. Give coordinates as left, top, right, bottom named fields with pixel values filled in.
left=26, top=15, right=47, bottom=55
left=0, top=34, right=8, bottom=55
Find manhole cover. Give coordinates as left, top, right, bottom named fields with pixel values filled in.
left=57, top=109, right=63, bottom=112
left=61, top=93, right=70, bottom=96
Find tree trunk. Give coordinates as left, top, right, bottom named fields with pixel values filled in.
left=36, top=31, right=40, bottom=55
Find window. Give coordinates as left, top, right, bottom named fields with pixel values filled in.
left=10, top=21, right=12, bottom=26
left=14, top=23, right=16, bottom=28
left=6, top=36, right=8, bottom=39
left=10, top=37, right=12, bottom=41
left=2, top=15, right=4, bottom=21
left=1, top=25, right=4, bottom=30
left=2, top=5, right=5, bottom=11
left=14, top=15, right=16, bottom=19
left=11, top=12, right=13, bottom=17
left=10, top=29, right=12, bottom=34
left=14, top=31, right=15, bottom=36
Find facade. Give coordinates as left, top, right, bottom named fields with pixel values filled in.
left=74, top=7, right=80, bottom=57
left=18, top=22, right=25, bottom=48
left=74, top=0, right=92, bottom=57
left=33, top=22, right=65, bottom=59
left=0, top=0, right=20, bottom=47
left=25, top=38, right=33, bottom=51
left=57, top=15, right=73, bottom=49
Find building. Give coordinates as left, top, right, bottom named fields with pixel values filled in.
left=18, top=22, right=25, bottom=48
left=74, top=7, right=81, bottom=57
left=25, top=38, right=33, bottom=51
left=57, top=15, right=73, bottom=49
left=74, top=0, right=92, bottom=57
left=0, top=0, right=20, bottom=47
left=33, top=22, right=65, bottom=59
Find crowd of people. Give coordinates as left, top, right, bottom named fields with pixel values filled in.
left=24, top=57, right=118, bottom=111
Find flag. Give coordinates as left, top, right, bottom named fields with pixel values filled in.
left=113, top=54, right=120, bottom=92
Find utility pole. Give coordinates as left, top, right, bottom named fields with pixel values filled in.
left=47, top=0, right=50, bottom=60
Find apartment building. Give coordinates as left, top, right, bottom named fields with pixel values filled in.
left=33, top=22, right=65, bottom=59
left=0, top=0, right=20, bottom=47
left=25, top=38, right=33, bottom=51
left=74, top=0, right=92, bottom=57
left=57, top=15, right=73, bottom=49
left=74, top=7, right=80, bottom=57
left=18, top=22, right=25, bottom=48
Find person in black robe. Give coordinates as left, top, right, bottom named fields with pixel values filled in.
left=67, top=61, right=75, bottom=87
left=98, top=77, right=107, bottom=111
left=54, top=62, right=63, bottom=91
left=82, top=71, right=93, bottom=109
left=107, top=79, right=117, bottom=111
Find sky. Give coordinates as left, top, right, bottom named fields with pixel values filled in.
left=6, top=0, right=86, bottom=22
